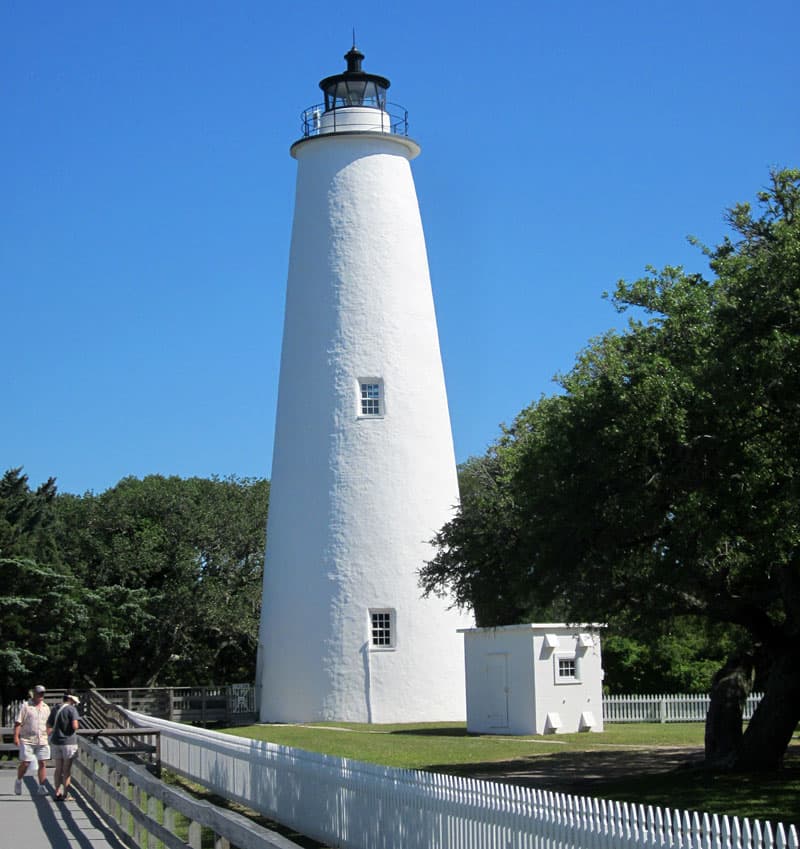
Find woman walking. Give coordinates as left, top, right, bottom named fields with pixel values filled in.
left=47, top=693, right=81, bottom=800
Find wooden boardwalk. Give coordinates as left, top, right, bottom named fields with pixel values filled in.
left=0, top=767, right=126, bottom=848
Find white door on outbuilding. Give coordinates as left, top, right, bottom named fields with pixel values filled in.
left=486, top=653, right=509, bottom=727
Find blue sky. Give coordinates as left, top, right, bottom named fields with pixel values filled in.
left=3, top=1, right=797, bottom=495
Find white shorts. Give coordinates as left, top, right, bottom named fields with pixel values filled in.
left=51, top=744, right=78, bottom=761
left=19, top=742, right=50, bottom=762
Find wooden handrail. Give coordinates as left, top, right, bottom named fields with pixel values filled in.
left=0, top=725, right=18, bottom=756
left=79, top=691, right=162, bottom=774
left=73, top=737, right=300, bottom=849
left=2, top=721, right=162, bottom=770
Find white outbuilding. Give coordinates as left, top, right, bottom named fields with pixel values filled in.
left=460, top=623, right=605, bottom=735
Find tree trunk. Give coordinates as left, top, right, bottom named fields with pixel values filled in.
left=704, top=653, right=754, bottom=768
left=734, top=645, right=800, bottom=771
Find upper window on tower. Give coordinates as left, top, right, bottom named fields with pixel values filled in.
left=370, top=609, right=396, bottom=650
left=358, top=379, right=384, bottom=417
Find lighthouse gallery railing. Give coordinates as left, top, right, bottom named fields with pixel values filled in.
left=299, top=102, right=410, bottom=138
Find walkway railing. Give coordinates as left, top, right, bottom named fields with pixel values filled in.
left=94, top=684, right=257, bottom=726
left=72, top=736, right=299, bottom=849
left=125, top=710, right=797, bottom=849
left=603, top=692, right=764, bottom=723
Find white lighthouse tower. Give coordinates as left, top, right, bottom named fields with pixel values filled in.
left=257, top=46, right=473, bottom=724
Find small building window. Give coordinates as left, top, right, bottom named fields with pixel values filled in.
left=370, top=609, right=395, bottom=649
left=555, top=654, right=580, bottom=684
left=358, top=379, right=383, bottom=417
left=559, top=659, right=576, bottom=678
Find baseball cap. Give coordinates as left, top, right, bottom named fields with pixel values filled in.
left=34, top=685, right=46, bottom=694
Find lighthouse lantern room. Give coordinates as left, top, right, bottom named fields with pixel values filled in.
left=319, top=45, right=389, bottom=109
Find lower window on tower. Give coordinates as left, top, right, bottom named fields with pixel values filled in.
left=358, top=378, right=384, bottom=417
left=369, top=609, right=396, bottom=650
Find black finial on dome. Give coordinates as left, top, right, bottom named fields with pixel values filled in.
left=345, top=45, right=364, bottom=74
left=319, top=45, right=390, bottom=112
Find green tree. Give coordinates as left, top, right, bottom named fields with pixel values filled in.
left=602, top=616, right=746, bottom=694
left=422, top=169, right=800, bottom=770
left=162, top=475, right=268, bottom=684
left=429, top=440, right=740, bottom=696
left=53, top=474, right=268, bottom=686
left=0, top=467, right=58, bottom=562
left=0, top=470, right=90, bottom=700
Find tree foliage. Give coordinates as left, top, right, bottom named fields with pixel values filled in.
left=0, top=469, right=89, bottom=701
left=54, top=474, right=269, bottom=687
left=422, top=168, right=800, bottom=769
left=0, top=471, right=268, bottom=697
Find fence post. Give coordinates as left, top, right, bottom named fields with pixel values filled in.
left=132, top=784, right=144, bottom=847
left=659, top=698, right=667, bottom=723
left=146, top=795, right=160, bottom=849
left=164, top=805, right=176, bottom=841
left=188, top=820, right=203, bottom=849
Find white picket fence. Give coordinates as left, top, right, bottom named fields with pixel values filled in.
left=1, top=689, right=764, bottom=727
left=603, top=692, right=764, bottom=723
left=128, top=711, right=796, bottom=849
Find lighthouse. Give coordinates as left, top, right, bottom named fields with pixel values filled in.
left=257, top=46, right=473, bottom=723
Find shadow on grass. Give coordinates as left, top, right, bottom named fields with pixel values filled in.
left=390, top=727, right=471, bottom=737
left=598, top=761, right=800, bottom=828
left=426, top=746, right=704, bottom=786
left=426, top=748, right=800, bottom=828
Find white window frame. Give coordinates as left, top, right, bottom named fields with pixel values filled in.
left=357, top=378, right=384, bottom=418
left=369, top=608, right=396, bottom=650
left=554, top=653, right=581, bottom=685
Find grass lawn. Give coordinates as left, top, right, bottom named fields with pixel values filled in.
left=221, top=721, right=800, bottom=828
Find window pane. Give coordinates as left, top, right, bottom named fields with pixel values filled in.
left=371, top=610, right=393, bottom=647
left=559, top=659, right=576, bottom=678
left=360, top=381, right=382, bottom=416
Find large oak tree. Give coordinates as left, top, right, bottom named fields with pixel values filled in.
left=422, top=169, right=800, bottom=770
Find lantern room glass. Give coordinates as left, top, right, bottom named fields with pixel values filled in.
left=323, top=78, right=387, bottom=111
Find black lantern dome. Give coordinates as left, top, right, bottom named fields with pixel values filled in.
left=319, top=46, right=390, bottom=112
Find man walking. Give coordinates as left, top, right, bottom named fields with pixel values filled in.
left=13, top=684, right=50, bottom=796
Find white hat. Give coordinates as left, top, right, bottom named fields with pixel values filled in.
left=65, top=693, right=79, bottom=704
